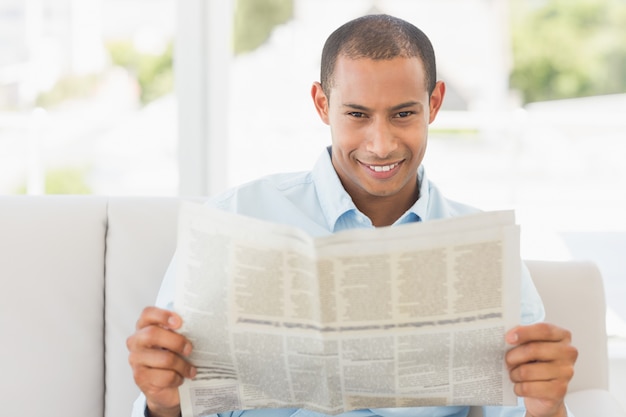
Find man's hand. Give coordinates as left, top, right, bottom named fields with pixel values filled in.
left=505, top=323, right=578, bottom=417
left=127, top=307, right=197, bottom=417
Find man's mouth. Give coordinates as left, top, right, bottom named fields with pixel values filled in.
left=367, top=162, right=400, bottom=172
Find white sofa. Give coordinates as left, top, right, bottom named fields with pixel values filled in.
left=0, top=196, right=623, bottom=417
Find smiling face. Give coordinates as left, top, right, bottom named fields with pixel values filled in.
left=312, top=55, right=445, bottom=225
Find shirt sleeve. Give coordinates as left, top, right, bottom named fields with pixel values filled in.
left=155, top=252, right=178, bottom=310
left=482, top=397, right=526, bottom=417
left=131, top=393, right=148, bottom=417
left=520, top=261, right=545, bottom=325
left=483, top=397, right=575, bottom=417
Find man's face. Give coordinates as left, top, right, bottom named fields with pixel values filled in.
left=312, top=56, right=444, bottom=206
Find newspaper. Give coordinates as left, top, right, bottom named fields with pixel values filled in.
left=174, top=202, right=521, bottom=417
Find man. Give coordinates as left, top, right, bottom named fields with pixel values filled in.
left=127, top=14, right=577, bottom=417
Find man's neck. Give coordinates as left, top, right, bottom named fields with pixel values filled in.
left=355, top=187, right=420, bottom=227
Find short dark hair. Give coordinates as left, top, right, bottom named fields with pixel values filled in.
left=320, top=14, right=437, bottom=99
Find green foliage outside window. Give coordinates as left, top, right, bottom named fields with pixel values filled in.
left=234, top=0, right=293, bottom=55
left=34, top=40, right=174, bottom=109
left=106, top=40, right=174, bottom=105
left=35, top=74, right=101, bottom=109
left=510, top=0, right=626, bottom=103
left=15, top=167, right=92, bottom=195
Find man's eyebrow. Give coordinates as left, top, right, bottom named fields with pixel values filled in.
left=390, top=101, right=422, bottom=112
left=341, top=101, right=423, bottom=112
left=341, top=103, right=370, bottom=111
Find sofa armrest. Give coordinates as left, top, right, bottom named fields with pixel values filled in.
left=0, top=196, right=108, bottom=416
left=566, top=389, right=626, bottom=417
left=468, top=390, right=626, bottom=417
left=525, top=260, right=609, bottom=392
left=468, top=260, right=626, bottom=417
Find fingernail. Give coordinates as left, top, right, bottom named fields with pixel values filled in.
left=507, top=332, right=519, bottom=344
left=183, top=343, right=192, bottom=356
left=189, top=367, right=197, bottom=379
left=168, top=315, right=179, bottom=328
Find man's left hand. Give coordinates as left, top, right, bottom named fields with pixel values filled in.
left=506, top=323, right=578, bottom=417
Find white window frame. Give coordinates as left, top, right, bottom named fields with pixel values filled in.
left=175, top=0, right=233, bottom=196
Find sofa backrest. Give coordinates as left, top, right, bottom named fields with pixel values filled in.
left=104, top=197, right=183, bottom=417
left=0, top=196, right=611, bottom=417
left=0, top=196, right=184, bottom=417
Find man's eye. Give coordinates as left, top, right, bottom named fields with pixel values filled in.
left=395, top=111, right=413, bottom=118
left=348, top=112, right=366, bottom=118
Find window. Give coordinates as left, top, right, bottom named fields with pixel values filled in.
left=0, top=0, right=177, bottom=195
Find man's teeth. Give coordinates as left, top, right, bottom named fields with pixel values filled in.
left=369, top=163, right=399, bottom=172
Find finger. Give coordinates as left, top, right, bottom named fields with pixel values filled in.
left=129, top=346, right=197, bottom=380
left=135, top=367, right=185, bottom=405
left=134, top=364, right=185, bottom=390
left=136, top=306, right=183, bottom=331
left=506, top=341, right=557, bottom=367
left=506, top=340, right=578, bottom=369
left=506, top=323, right=571, bottom=346
left=509, top=360, right=574, bottom=384
left=127, top=324, right=192, bottom=357
left=512, top=378, right=569, bottom=400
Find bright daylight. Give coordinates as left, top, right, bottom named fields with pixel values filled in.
left=1, top=0, right=625, bottom=416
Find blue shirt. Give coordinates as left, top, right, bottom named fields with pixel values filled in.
left=133, top=147, right=548, bottom=417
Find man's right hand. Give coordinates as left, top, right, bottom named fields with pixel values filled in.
left=127, top=306, right=197, bottom=417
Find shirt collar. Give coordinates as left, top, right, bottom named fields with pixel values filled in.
left=312, top=147, right=432, bottom=231
left=312, top=147, right=358, bottom=231
left=406, top=165, right=430, bottom=222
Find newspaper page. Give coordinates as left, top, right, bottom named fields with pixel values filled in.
left=175, top=202, right=521, bottom=417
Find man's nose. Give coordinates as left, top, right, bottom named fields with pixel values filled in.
left=365, top=118, right=397, bottom=157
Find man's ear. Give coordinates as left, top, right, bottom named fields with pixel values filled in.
left=311, top=82, right=330, bottom=125
left=428, top=81, right=446, bottom=124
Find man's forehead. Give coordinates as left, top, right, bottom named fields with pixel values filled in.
left=332, top=55, right=427, bottom=82
left=330, top=56, right=429, bottom=99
